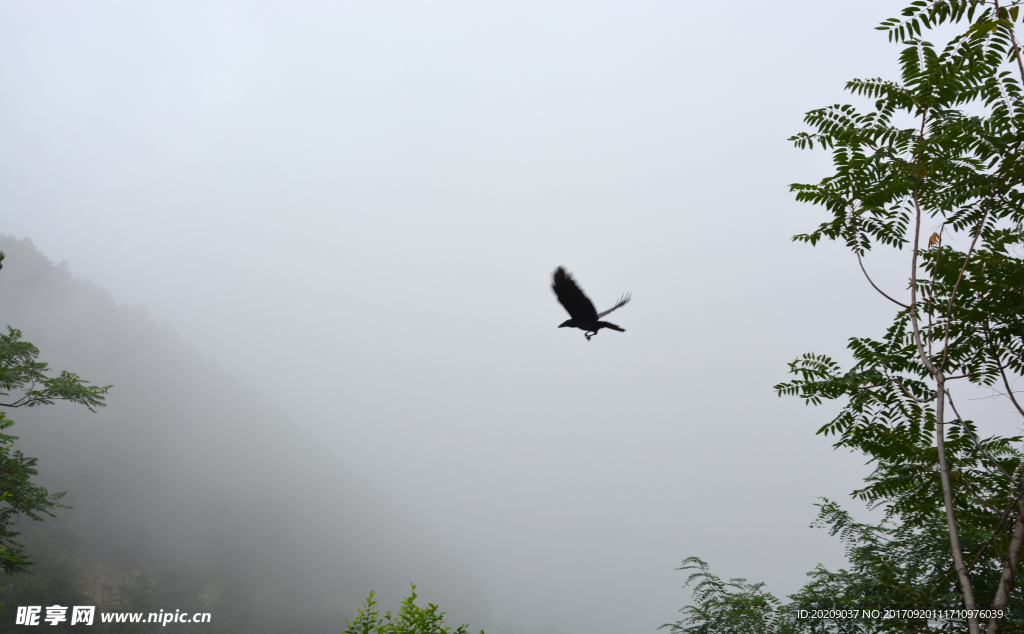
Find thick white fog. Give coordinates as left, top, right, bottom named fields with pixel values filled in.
left=0, top=236, right=492, bottom=632
left=0, top=2, right=962, bottom=633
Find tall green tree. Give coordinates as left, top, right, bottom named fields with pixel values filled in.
left=771, top=1, right=1024, bottom=632
left=671, top=2, right=1024, bottom=633
left=0, top=251, right=111, bottom=592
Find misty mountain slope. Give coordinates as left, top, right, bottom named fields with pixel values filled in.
left=0, top=235, right=488, bottom=632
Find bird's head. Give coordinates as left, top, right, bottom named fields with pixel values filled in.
left=558, top=319, right=574, bottom=329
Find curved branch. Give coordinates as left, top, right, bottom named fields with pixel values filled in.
left=905, top=107, right=979, bottom=632
left=946, top=388, right=1014, bottom=481
left=995, top=0, right=1024, bottom=86
left=998, top=364, right=1024, bottom=419
left=956, top=467, right=1004, bottom=513
left=985, top=319, right=1024, bottom=419
left=967, top=481, right=1024, bottom=572
left=858, top=251, right=910, bottom=308
left=940, top=145, right=1024, bottom=373
left=884, top=368, right=934, bottom=403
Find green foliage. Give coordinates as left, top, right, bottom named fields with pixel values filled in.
left=676, top=1, right=1024, bottom=631
left=0, top=411, right=69, bottom=578
left=343, top=586, right=481, bottom=634
left=659, top=558, right=793, bottom=634
left=785, top=501, right=1017, bottom=633
left=774, top=0, right=1024, bottom=611
left=0, top=532, right=90, bottom=633
left=668, top=502, right=1024, bottom=634
left=0, top=258, right=111, bottom=602
left=0, top=327, right=111, bottom=411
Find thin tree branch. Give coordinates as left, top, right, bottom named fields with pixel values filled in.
left=940, top=208, right=992, bottom=374
left=946, top=388, right=1014, bottom=481
left=937, top=145, right=1024, bottom=375
left=989, top=510, right=1024, bottom=634
left=997, top=365, right=1024, bottom=418
left=945, top=372, right=990, bottom=381
left=927, top=227, right=942, bottom=359
left=956, top=466, right=1004, bottom=513
left=967, top=484, right=1024, bottom=572
left=905, top=107, right=979, bottom=632
left=858, top=250, right=910, bottom=309
left=987, top=317, right=1024, bottom=418
left=885, top=369, right=935, bottom=403
left=995, top=0, right=1024, bottom=86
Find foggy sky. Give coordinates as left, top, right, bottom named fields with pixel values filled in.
left=0, top=235, right=492, bottom=632
left=0, top=2, right=993, bottom=633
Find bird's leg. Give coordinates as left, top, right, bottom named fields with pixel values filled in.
left=585, top=331, right=594, bottom=341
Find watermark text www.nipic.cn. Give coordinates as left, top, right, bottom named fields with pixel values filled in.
left=15, top=605, right=213, bottom=626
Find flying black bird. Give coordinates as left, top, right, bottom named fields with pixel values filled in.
left=552, top=267, right=631, bottom=341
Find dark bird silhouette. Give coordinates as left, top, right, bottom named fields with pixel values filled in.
left=552, top=267, right=630, bottom=341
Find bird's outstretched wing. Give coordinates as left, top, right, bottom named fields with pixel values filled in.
left=552, top=267, right=598, bottom=321
left=597, top=293, right=631, bottom=318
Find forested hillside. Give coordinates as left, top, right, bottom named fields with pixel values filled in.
left=0, top=235, right=487, bottom=632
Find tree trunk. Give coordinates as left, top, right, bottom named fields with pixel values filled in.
left=986, top=467, right=1024, bottom=634
left=936, top=385, right=981, bottom=634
